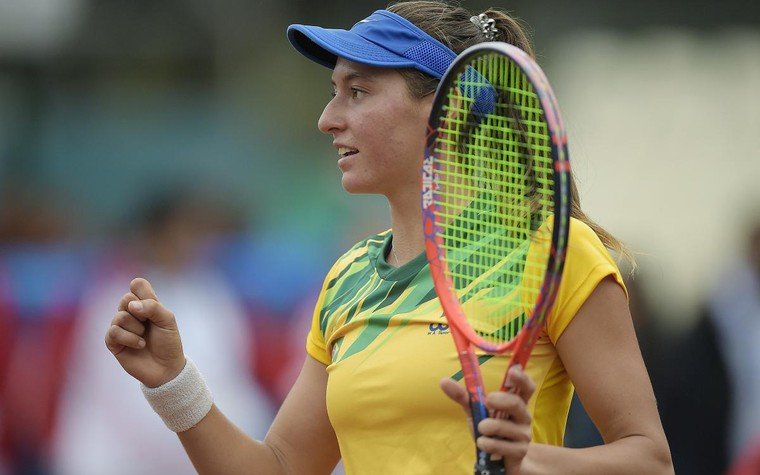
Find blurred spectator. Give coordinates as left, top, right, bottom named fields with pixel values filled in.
left=211, top=232, right=333, bottom=404
left=705, top=221, right=760, bottom=468
left=50, top=189, right=274, bottom=475
left=661, top=302, right=730, bottom=474
left=0, top=181, right=75, bottom=244
left=641, top=220, right=760, bottom=475
left=0, top=180, right=87, bottom=475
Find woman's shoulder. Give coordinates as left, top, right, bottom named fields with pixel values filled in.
left=546, top=218, right=628, bottom=342
left=566, top=218, right=616, bottom=265
left=562, top=217, right=626, bottom=297
left=568, top=217, right=600, bottom=242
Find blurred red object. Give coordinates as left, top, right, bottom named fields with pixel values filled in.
left=727, top=436, right=760, bottom=475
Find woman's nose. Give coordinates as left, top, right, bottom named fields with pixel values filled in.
left=318, top=98, right=346, bottom=135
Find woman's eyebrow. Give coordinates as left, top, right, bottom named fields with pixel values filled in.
left=331, top=71, right=377, bottom=86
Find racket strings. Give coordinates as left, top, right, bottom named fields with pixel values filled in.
left=433, top=52, right=555, bottom=345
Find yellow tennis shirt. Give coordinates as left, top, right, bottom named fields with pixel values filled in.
left=306, top=218, right=626, bottom=474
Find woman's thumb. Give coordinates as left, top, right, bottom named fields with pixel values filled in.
left=440, top=378, right=470, bottom=413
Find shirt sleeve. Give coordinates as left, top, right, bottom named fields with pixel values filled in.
left=545, top=218, right=628, bottom=344
left=305, top=262, right=340, bottom=366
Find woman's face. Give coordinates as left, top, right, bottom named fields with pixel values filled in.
left=318, top=58, right=433, bottom=198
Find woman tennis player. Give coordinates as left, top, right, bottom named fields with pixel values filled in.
left=105, top=2, right=673, bottom=473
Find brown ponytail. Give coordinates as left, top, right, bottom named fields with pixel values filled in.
left=388, top=0, right=636, bottom=269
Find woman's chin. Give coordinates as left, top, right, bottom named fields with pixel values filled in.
left=340, top=175, right=373, bottom=194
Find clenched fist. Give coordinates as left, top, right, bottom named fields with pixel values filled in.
left=105, top=278, right=186, bottom=388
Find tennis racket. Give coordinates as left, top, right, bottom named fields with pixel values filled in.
left=422, top=42, right=571, bottom=475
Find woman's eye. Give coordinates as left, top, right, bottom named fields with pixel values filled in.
left=329, top=87, right=365, bottom=99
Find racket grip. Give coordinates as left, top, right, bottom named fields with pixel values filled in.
left=477, top=357, right=527, bottom=473
left=469, top=398, right=506, bottom=475
left=473, top=458, right=506, bottom=475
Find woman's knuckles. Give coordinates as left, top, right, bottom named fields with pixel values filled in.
left=487, top=392, right=522, bottom=411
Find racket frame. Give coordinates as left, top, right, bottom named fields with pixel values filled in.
left=422, top=42, right=572, bottom=475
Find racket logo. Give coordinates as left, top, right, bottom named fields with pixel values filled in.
left=421, top=155, right=435, bottom=209
left=428, top=323, right=450, bottom=335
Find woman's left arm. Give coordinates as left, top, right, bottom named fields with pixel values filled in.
left=521, top=277, right=674, bottom=475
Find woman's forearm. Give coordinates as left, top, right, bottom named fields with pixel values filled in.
left=521, top=436, right=674, bottom=475
left=177, top=405, right=285, bottom=475
left=176, top=357, right=339, bottom=475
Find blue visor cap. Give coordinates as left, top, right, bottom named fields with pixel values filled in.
left=287, top=10, right=456, bottom=79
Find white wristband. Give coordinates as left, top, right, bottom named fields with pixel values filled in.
left=141, top=356, right=213, bottom=432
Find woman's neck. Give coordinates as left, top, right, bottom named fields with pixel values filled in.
left=387, top=191, right=424, bottom=267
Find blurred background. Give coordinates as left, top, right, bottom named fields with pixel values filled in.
left=0, top=0, right=758, bottom=474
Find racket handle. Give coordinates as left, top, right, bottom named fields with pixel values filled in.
left=480, top=350, right=531, bottom=473
left=469, top=397, right=506, bottom=475
left=473, top=458, right=506, bottom=475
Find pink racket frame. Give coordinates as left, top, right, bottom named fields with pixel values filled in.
left=422, top=42, right=571, bottom=385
